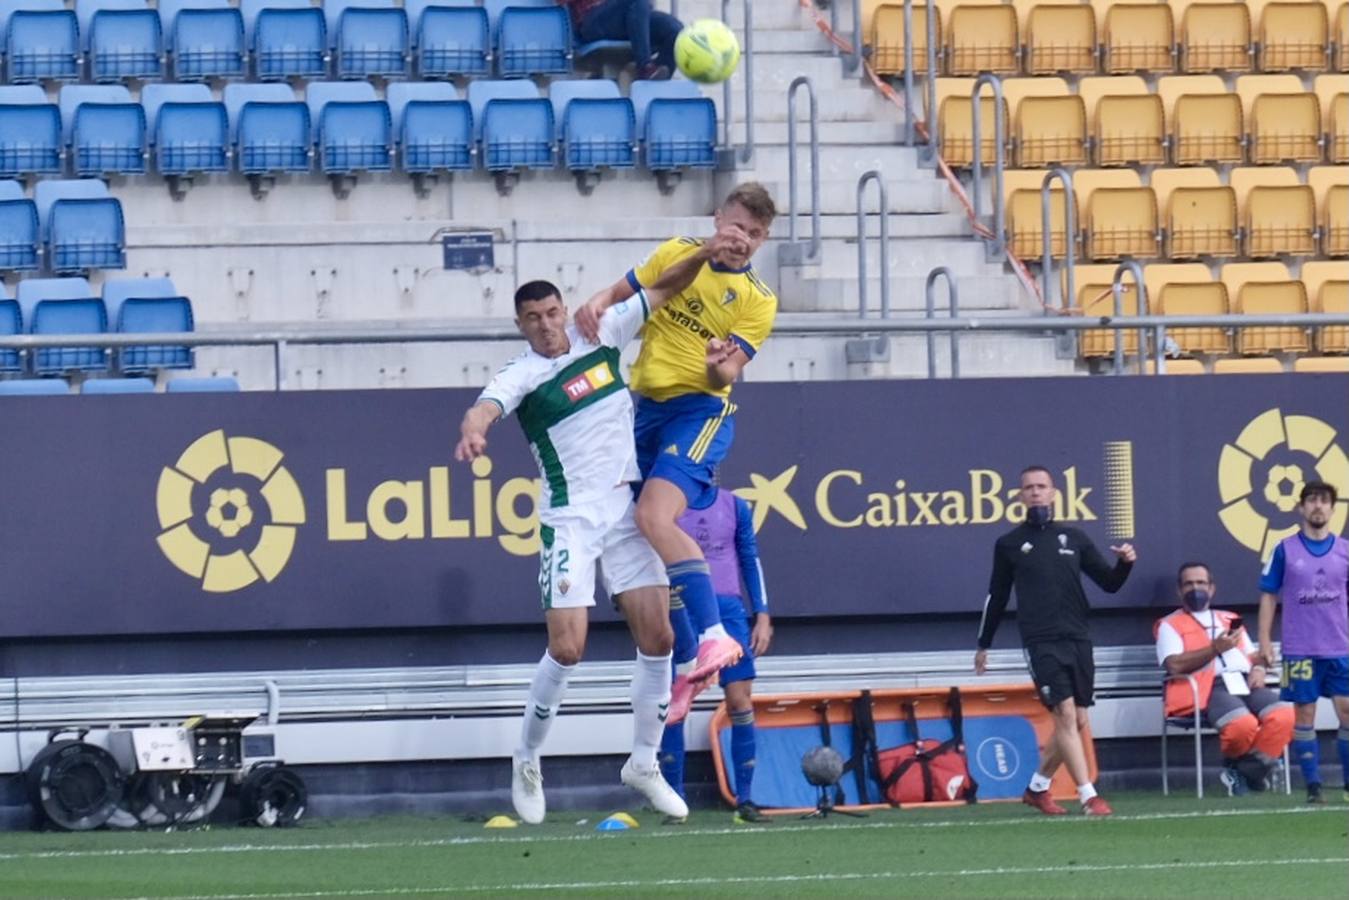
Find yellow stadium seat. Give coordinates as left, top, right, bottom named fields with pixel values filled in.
left=1293, top=356, right=1349, bottom=370
left=871, top=3, right=941, bottom=76
left=1077, top=270, right=1141, bottom=358
left=1214, top=357, right=1286, bottom=373
left=1080, top=76, right=1166, bottom=165
left=1084, top=187, right=1159, bottom=260
left=1024, top=3, right=1098, bottom=74
left=1152, top=167, right=1238, bottom=257
left=1316, top=75, right=1349, bottom=161
left=1157, top=281, right=1233, bottom=355
left=1303, top=259, right=1349, bottom=352
left=1237, top=75, right=1323, bottom=164
left=1101, top=2, right=1175, bottom=74
left=948, top=3, right=1019, bottom=75
left=1159, top=75, right=1244, bottom=164
left=1145, top=358, right=1209, bottom=374
left=1223, top=261, right=1311, bottom=354
left=1144, top=261, right=1213, bottom=298
left=1231, top=166, right=1317, bottom=256
left=1003, top=169, right=1071, bottom=259
left=1179, top=2, right=1253, bottom=72
left=1308, top=166, right=1348, bottom=254
left=936, top=78, right=1010, bottom=167
left=1258, top=2, right=1330, bottom=71
left=1337, top=2, right=1348, bottom=71
left=1002, top=78, right=1087, bottom=166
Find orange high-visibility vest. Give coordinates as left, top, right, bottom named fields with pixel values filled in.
left=1153, top=609, right=1248, bottom=716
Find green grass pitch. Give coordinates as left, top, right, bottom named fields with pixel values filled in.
left=0, top=793, right=1344, bottom=898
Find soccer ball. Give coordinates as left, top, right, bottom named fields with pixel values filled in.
left=674, top=19, right=741, bottom=84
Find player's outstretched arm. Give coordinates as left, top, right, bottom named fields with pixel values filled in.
left=454, top=401, right=502, bottom=462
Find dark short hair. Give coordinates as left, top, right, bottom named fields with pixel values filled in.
left=1176, top=561, right=1212, bottom=585
left=514, top=280, right=562, bottom=312
left=1300, top=480, right=1339, bottom=505
left=1020, top=465, right=1053, bottom=482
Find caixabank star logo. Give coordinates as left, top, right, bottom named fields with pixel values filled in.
left=156, top=430, right=306, bottom=593
left=1218, top=408, right=1349, bottom=560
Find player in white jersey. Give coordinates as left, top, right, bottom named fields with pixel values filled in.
left=454, top=226, right=747, bottom=824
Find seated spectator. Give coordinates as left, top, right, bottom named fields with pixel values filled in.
left=561, top=0, right=681, bottom=79
left=1155, top=562, right=1295, bottom=794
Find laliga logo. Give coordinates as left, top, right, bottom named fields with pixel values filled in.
left=156, top=430, right=306, bottom=593
left=1218, top=408, right=1349, bottom=559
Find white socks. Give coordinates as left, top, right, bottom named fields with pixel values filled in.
left=517, top=652, right=575, bottom=761
left=1028, top=772, right=1052, bottom=793
left=1077, top=783, right=1098, bottom=803
left=630, top=651, right=674, bottom=768
left=698, top=623, right=730, bottom=644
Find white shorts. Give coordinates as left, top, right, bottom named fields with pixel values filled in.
left=538, top=485, right=668, bottom=610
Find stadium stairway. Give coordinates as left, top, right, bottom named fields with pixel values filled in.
left=81, top=0, right=1069, bottom=389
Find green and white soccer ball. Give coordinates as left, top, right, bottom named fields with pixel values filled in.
left=674, top=19, right=741, bottom=84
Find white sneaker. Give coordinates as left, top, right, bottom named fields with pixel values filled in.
left=512, top=757, right=545, bottom=825
left=620, top=757, right=689, bottom=819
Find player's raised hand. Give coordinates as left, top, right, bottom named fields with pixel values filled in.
left=454, top=430, right=487, bottom=462
left=706, top=337, right=736, bottom=367
left=705, top=222, right=751, bottom=265
left=1110, top=543, right=1137, bottom=563
left=575, top=291, right=608, bottom=343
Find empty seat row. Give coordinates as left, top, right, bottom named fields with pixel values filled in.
left=1072, top=260, right=1347, bottom=358
left=0, top=374, right=239, bottom=393
left=0, top=0, right=574, bottom=83
left=0, top=79, right=715, bottom=180
left=936, top=73, right=1349, bottom=167
left=869, top=0, right=1349, bottom=77
left=1005, top=166, right=1348, bottom=261
left=0, top=275, right=192, bottom=375
left=0, top=177, right=123, bottom=272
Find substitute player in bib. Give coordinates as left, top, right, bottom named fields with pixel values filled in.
left=454, top=232, right=745, bottom=825
left=577, top=183, right=778, bottom=711
left=1257, top=480, right=1349, bottom=804
left=658, top=484, right=773, bottom=823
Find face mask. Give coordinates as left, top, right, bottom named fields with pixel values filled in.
left=1026, top=505, right=1053, bottom=527
left=1182, top=589, right=1210, bottom=613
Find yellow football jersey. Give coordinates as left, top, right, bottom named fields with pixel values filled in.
left=625, top=237, right=778, bottom=401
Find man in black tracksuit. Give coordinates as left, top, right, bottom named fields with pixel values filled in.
left=974, top=465, right=1136, bottom=817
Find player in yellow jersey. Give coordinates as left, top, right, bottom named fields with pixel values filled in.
left=577, top=183, right=778, bottom=720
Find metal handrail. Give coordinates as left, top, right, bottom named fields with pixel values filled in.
left=786, top=76, right=822, bottom=261
left=902, top=0, right=916, bottom=146
left=722, top=0, right=755, bottom=164
left=1041, top=167, right=1077, bottom=316
left=924, top=266, right=960, bottom=379
left=1111, top=260, right=1149, bottom=376
left=970, top=73, right=1006, bottom=259
left=856, top=170, right=891, bottom=318
left=847, top=0, right=862, bottom=72
left=923, top=0, right=938, bottom=161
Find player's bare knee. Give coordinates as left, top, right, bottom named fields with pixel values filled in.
left=548, top=640, right=584, bottom=667
left=724, top=681, right=753, bottom=713
left=637, top=622, right=674, bottom=657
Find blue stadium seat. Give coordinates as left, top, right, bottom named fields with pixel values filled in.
left=79, top=0, right=164, bottom=82
left=225, top=83, right=310, bottom=175
left=0, top=85, right=60, bottom=177
left=0, top=378, right=69, bottom=393
left=388, top=81, right=472, bottom=174
left=1, top=0, right=80, bottom=82
left=0, top=178, right=38, bottom=271
left=17, top=276, right=107, bottom=374
left=327, top=0, right=408, bottom=79
left=631, top=79, right=717, bottom=171
left=160, top=0, right=245, bottom=80
left=143, top=83, right=229, bottom=176
left=307, top=81, right=391, bottom=174
left=245, top=0, right=326, bottom=80
left=166, top=374, right=238, bottom=391
left=35, top=179, right=125, bottom=272
left=0, top=288, right=22, bottom=372
left=83, top=376, right=153, bottom=393
left=108, top=277, right=193, bottom=372
left=60, top=85, right=146, bottom=176
left=406, top=0, right=489, bottom=78
left=550, top=79, right=635, bottom=172
left=468, top=79, right=554, bottom=172
left=487, top=0, right=571, bottom=77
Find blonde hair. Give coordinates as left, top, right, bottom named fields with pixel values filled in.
left=723, top=182, right=777, bottom=224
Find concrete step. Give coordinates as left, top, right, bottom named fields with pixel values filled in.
left=753, top=29, right=839, bottom=54
left=717, top=87, right=902, bottom=123
left=776, top=271, right=1026, bottom=314
left=791, top=236, right=1001, bottom=278
left=684, top=0, right=814, bottom=31
left=751, top=120, right=920, bottom=145
left=753, top=177, right=956, bottom=215
left=734, top=51, right=862, bottom=90
left=775, top=212, right=972, bottom=240
left=747, top=142, right=919, bottom=174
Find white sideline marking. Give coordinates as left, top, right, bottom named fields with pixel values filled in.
left=139, top=857, right=1349, bottom=899
left=0, top=805, right=1339, bottom=863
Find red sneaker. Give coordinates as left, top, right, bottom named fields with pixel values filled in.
left=1083, top=795, right=1113, bottom=816
left=1021, top=788, right=1067, bottom=815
